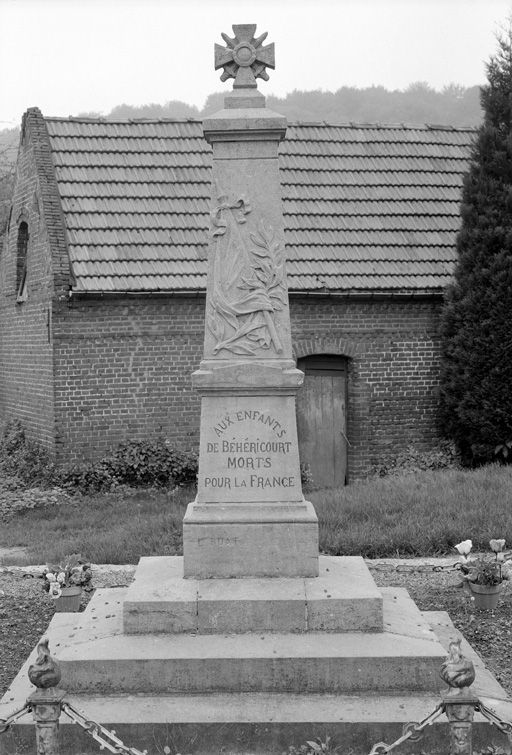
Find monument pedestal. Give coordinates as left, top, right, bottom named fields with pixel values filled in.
left=185, top=360, right=319, bottom=578
left=183, top=501, right=319, bottom=577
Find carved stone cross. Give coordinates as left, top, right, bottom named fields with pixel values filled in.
left=215, top=24, right=275, bottom=88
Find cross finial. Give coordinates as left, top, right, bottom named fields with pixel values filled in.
left=215, top=24, right=275, bottom=89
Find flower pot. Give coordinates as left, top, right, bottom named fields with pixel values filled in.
left=54, top=586, right=82, bottom=613
left=468, top=582, right=502, bottom=610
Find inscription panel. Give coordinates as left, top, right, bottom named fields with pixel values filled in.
left=197, top=395, right=302, bottom=503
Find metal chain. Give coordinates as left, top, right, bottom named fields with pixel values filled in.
left=368, top=562, right=457, bottom=574
left=62, top=702, right=148, bottom=755
left=0, top=703, right=32, bottom=734
left=367, top=702, right=445, bottom=754
left=476, top=701, right=512, bottom=738
left=368, top=549, right=512, bottom=574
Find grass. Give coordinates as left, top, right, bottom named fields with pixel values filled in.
left=0, top=487, right=190, bottom=565
left=314, top=463, right=512, bottom=557
left=1, top=465, right=512, bottom=564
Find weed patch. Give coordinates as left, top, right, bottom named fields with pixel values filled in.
left=0, top=421, right=56, bottom=486
left=59, top=439, right=198, bottom=492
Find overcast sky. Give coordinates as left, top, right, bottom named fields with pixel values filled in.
left=0, top=0, right=511, bottom=126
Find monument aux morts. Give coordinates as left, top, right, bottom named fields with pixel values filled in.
left=183, top=23, right=319, bottom=579
left=0, top=25, right=509, bottom=755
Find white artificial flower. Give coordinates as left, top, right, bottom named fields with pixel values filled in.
left=49, top=583, right=62, bottom=599
left=57, top=572, right=66, bottom=584
left=46, top=572, right=56, bottom=583
left=455, top=539, right=473, bottom=557
left=490, top=539, right=506, bottom=553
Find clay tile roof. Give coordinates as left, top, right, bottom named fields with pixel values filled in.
left=43, top=117, right=475, bottom=294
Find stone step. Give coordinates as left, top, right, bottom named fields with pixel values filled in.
left=49, top=582, right=444, bottom=695
left=57, top=631, right=446, bottom=694
left=2, top=604, right=510, bottom=754
left=3, top=692, right=511, bottom=755
left=123, top=555, right=383, bottom=634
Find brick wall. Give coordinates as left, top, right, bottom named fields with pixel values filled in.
left=52, top=295, right=206, bottom=463
left=52, top=293, right=443, bottom=480
left=290, top=295, right=442, bottom=480
left=0, top=115, right=56, bottom=449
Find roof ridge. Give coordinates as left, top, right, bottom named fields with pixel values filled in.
left=44, top=116, right=202, bottom=124
left=41, top=114, right=478, bottom=132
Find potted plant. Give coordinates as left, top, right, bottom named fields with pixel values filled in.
left=454, top=538, right=510, bottom=609
left=41, top=554, right=93, bottom=612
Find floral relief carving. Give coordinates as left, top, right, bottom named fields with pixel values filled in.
left=207, top=190, right=287, bottom=356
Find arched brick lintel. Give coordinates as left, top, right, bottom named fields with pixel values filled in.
left=293, top=337, right=360, bottom=360
left=15, top=208, right=30, bottom=227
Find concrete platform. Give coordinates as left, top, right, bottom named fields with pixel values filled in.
left=1, top=597, right=510, bottom=754
left=123, top=556, right=383, bottom=634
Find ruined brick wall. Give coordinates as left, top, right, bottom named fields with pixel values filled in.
left=0, top=114, right=57, bottom=449
left=53, top=293, right=443, bottom=480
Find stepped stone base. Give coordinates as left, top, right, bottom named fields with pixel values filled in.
left=1, top=594, right=511, bottom=754
left=2, top=558, right=512, bottom=753
left=123, top=556, right=382, bottom=633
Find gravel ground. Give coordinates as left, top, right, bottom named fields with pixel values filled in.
left=0, top=565, right=135, bottom=698
left=1, top=561, right=511, bottom=700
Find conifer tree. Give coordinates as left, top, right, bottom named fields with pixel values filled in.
left=439, top=27, right=512, bottom=464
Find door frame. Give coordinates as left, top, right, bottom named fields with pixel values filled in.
left=297, top=354, right=349, bottom=487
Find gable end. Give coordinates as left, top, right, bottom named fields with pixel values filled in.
left=23, top=108, right=72, bottom=299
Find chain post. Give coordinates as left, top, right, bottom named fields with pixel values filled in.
left=28, top=688, right=67, bottom=755
left=25, top=637, right=66, bottom=755
left=443, top=693, right=478, bottom=755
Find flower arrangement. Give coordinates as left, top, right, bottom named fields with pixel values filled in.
left=41, top=554, right=92, bottom=599
left=454, top=538, right=511, bottom=586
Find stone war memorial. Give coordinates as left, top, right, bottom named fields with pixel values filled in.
left=183, top=23, right=318, bottom=580
left=1, top=24, right=510, bottom=755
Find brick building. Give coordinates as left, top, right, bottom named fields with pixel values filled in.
left=0, top=107, right=474, bottom=483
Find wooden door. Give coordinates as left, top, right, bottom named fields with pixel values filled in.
left=296, top=357, right=348, bottom=488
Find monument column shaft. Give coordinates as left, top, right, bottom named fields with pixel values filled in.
left=182, top=46, right=319, bottom=579
left=201, top=115, right=293, bottom=364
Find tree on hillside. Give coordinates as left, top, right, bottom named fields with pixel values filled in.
left=0, top=128, right=19, bottom=237
left=81, top=85, right=482, bottom=125
left=108, top=100, right=200, bottom=119
left=439, top=27, right=512, bottom=465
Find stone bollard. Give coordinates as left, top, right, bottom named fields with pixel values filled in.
left=443, top=693, right=478, bottom=755
left=28, top=688, right=67, bottom=755
left=440, top=638, right=478, bottom=754
left=26, top=637, right=66, bottom=755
